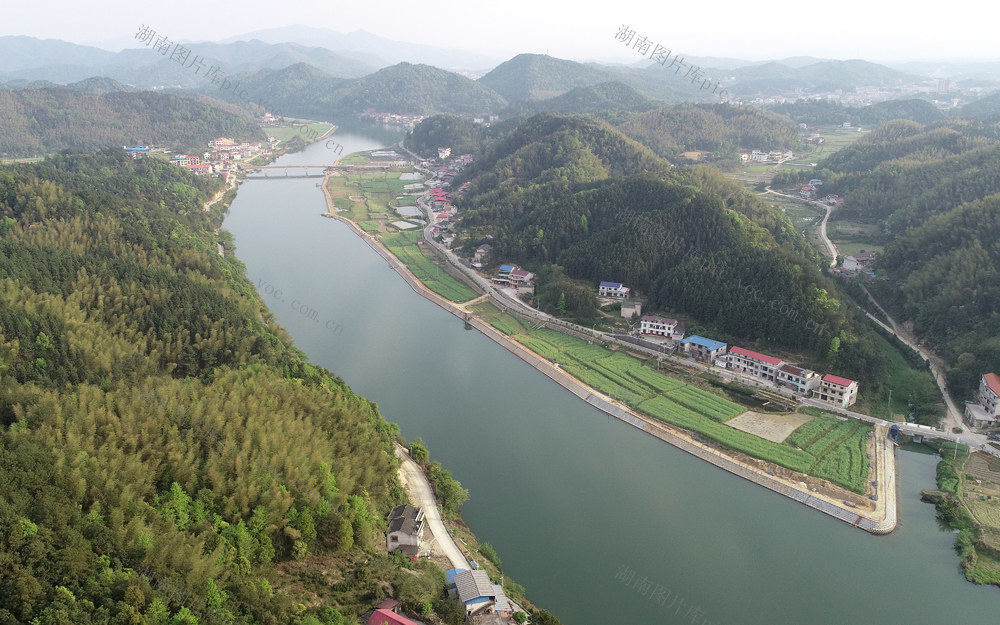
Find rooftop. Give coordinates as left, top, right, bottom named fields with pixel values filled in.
left=599, top=281, right=624, bottom=288
left=454, top=569, right=495, bottom=604
left=641, top=315, right=677, bottom=325
left=985, top=373, right=1000, bottom=397
left=730, top=346, right=783, bottom=366
left=683, top=335, right=726, bottom=350
left=366, top=609, right=420, bottom=625
left=779, top=363, right=807, bottom=376
left=822, top=373, right=857, bottom=387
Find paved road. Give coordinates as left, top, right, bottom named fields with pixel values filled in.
left=765, top=186, right=838, bottom=266
left=394, top=444, right=471, bottom=571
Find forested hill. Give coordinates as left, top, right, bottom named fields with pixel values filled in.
left=405, top=114, right=484, bottom=158
left=0, top=88, right=265, bottom=157
left=791, top=119, right=1000, bottom=238
left=617, top=103, right=799, bottom=158
left=454, top=114, right=882, bottom=368
left=876, top=194, right=1000, bottom=396
left=501, top=82, right=662, bottom=121
left=224, top=62, right=508, bottom=120
left=0, top=152, right=430, bottom=624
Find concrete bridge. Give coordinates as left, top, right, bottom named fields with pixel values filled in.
left=247, top=165, right=329, bottom=179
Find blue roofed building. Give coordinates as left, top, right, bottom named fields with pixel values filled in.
left=598, top=281, right=630, bottom=298
left=682, top=335, right=728, bottom=362
left=448, top=569, right=510, bottom=617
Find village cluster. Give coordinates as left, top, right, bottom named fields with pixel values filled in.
left=124, top=135, right=271, bottom=179
left=605, top=282, right=859, bottom=408
left=384, top=504, right=516, bottom=623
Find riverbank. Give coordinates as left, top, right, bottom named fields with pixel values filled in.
left=923, top=441, right=1000, bottom=588
left=318, top=169, right=897, bottom=535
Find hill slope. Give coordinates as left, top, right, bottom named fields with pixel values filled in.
left=455, top=114, right=869, bottom=358
left=0, top=88, right=265, bottom=157
left=0, top=151, right=411, bottom=623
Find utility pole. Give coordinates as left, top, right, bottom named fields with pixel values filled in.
left=887, top=389, right=892, bottom=420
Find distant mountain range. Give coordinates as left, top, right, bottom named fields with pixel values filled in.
left=3, top=33, right=999, bottom=124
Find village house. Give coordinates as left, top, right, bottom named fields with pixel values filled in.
left=816, top=374, right=859, bottom=408
left=438, top=147, right=452, bottom=159
left=843, top=251, right=876, bottom=272
left=472, top=243, right=493, bottom=266
left=776, top=363, right=820, bottom=394
left=492, top=264, right=516, bottom=286
left=621, top=300, right=642, bottom=319
left=508, top=268, right=535, bottom=291
left=965, top=373, right=1000, bottom=429
left=682, top=335, right=727, bottom=361
left=169, top=154, right=200, bottom=166
left=385, top=504, right=424, bottom=558
left=727, top=346, right=784, bottom=382
left=639, top=315, right=682, bottom=339
left=447, top=569, right=511, bottom=618
left=367, top=600, right=421, bottom=625
left=599, top=281, right=630, bottom=298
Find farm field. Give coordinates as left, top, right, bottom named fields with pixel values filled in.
left=325, top=153, right=428, bottom=226
left=468, top=304, right=872, bottom=494
left=265, top=122, right=334, bottom=143
left=380, top=231, right=478, bottom=303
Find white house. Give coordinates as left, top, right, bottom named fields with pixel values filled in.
left=386, top=504, right=424, bottom=557
left=640, top=315, right=681, bottom=338
left=599, top=281, right=630, bottom=298
left=817, top=374, right=859, bottom=408
left=776, top=364, right=820, bottom=394
left=965, top=373, right=1000, bottom=429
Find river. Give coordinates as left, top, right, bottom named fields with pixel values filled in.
left=223, top=134, right=1000, bottom=624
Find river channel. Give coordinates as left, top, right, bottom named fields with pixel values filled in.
left=223, top=134, right=999, bottom=624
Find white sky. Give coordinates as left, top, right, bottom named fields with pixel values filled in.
left=3, top=0, right=996, bottom=63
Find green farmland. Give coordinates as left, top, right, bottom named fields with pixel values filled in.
left=473, top=301, right=871, bottom=493
left=380, top=231, right=478, bottom=303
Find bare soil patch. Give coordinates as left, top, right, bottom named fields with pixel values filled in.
left=727, top=410, right=813, bottom=443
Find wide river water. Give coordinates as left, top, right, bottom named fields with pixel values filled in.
left=223, top=133, right=1000, bottom=624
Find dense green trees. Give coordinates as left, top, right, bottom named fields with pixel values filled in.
left=0, top=88, right=265, bottom=157
left=0, top=152, right=415, bottom=623
left=406, top=115, right=482, bottom=158
left=876, top=194, right=1000, bottom=395
left=619, top=103, right=800, bottom=158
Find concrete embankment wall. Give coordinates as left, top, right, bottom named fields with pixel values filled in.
left=467, top=315, right=896, bottom=534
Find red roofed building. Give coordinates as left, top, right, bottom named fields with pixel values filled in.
left=965, top=373, right=1000, bottom=429
left=367, top=608, right=420, bottom=625
left=817, top=373, right=859, bottom=408
left=727, top=346, right=785, bottom=382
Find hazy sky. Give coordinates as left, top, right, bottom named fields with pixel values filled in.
left=3, top=0, right=996, bottom=63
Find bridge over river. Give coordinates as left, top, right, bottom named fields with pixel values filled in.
left=246, top=165, right=330, bottom=179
